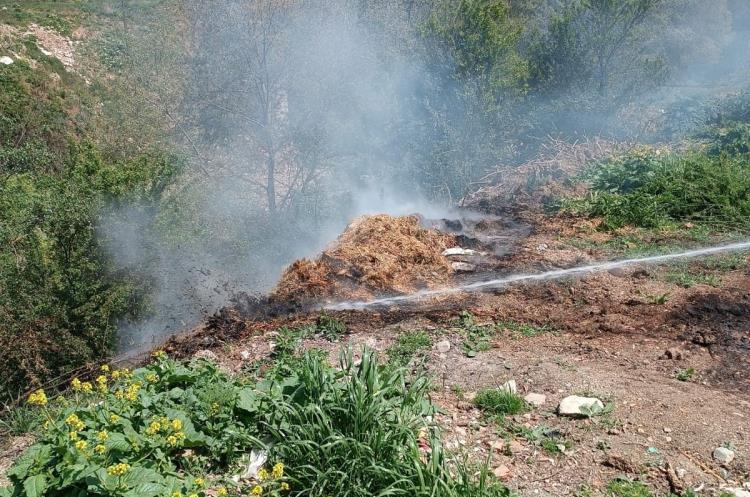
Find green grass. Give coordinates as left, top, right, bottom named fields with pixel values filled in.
left=607, top=478, right=653, bottom=497
left=661, top=264, right=721, bottom=288
left=474, top=388, right=527, bottom=416
left=386, top=330, right=433, bottom=367
left=497, top=320, right=553, bottom=338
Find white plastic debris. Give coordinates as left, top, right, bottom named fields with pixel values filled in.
left=442, top=247, right=478, bottom=257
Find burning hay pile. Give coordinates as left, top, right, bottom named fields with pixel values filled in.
left=271, top=214, right=456, bottom=304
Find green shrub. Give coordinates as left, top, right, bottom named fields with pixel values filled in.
left=474, top=388, right=527, bottom=416
left=2, top=350, right=513, bottom=497
left=0, top=144, right=178, bottom=404
left=564, top=147, right=750, bottom=231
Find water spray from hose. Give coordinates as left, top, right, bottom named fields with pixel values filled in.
left=325, top=240, right=750, bottom=311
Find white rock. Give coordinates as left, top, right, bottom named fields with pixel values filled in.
left=713, top=447, right=735, bottom=465
left=722, top=488, right=750, bottom=497
left=240, top=350, right=251, bottom=360
left=500, top=380, right=517, bottom=394
left=451, top=261, right=476, bottom=272
left=558, top=395, right=604, bottom=417
left=435, top=340, right=451, bottom=354
left=443, top=247, right=477, bottom=257
left=524, top=393, right=547, bottom=407
left=0, top=56, right=13, bottom=65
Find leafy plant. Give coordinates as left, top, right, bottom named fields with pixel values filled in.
left=457, top=312, right=495, bottom=357
left=386, top=330, right=433, bottom=367
left=675, top=368, right=696, bottom=382
left=4, top=351, right=513, bottom=497
left=315, top=313, right=345, bottom=342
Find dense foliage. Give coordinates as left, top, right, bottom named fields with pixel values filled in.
left=0, top=39, right=178, bottom=402
left=1, top=350, right=511, bottom=497
left=563, top=139, right=750, bottom=231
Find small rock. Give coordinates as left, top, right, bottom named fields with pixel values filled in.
left=240, top=350, right=251, bottom=360
left=493, top=465, right=511, bottom=480
left=536, top=243, right=548, bottom=252
left=0, top=56, right=13, bottom=65
left=663, top=427, right=672, bottom=433
left=558, top=395, right=604, bottom=417
left=500, top=380, right=517, bottom=394
left=436, top=340, right=451, bottom=354
left=524, top=393, right=547, bottom=407
left=713, top=447, right=735, bottom=465
left=676, top=468, right=686, bottom=479
left=451, top=261, right=476, bottom=273
left=193, top=349, right=219, bottom=362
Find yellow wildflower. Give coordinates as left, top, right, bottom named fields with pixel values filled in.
left=111, top=370, right=121, bottom=380
left=81, top=382, right=93, bottom=393
left=96, top=375, right=108, bottom=385
left=95, top=444, right=107, bottom=454
left=75, top=440, right=88, bottom=451
left=194, top=478, right=204, bottom=488
left=188, top=494, right=198, bottom=497
left=171, top=493, right=182, bottom=497
left=97, top=430, right=109, bottom=441
left=69, top=432, right=79, bottom=441
left=257, top=468, right=269, bottom=481
left=107, top=462, right=131, bottom=476
left=280, top=482, right=290, bottom=491
left=146, top=421, right=161, bottom=435
left=272, top=462, right=284, bottom=479
left=175, top=431, right=185, bottom=440
left=109, top=414, right=120, bottom=423
left=251, top=485, right=263, bottom=496
left=146, top=373, right=159, bottom=383
left=114, top=389, right=125, bottom=400
left=43, top=420, right=50, bottom=430
left=170, top=419, right=183, bottom=431
left=166, top=435, right=178, bottom=446
left=217, top=487, right=228, bottom=497
left=65, top=414, right=80, bottom=426
left=152, top=350, right=167, bottom=360
left=100, top=364, right=110, bottom=373
left=28, top=389, right=48, bottom=406
left=71, top=378, right=82, bottom=391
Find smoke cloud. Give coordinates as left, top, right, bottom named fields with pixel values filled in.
left=102, top=0, right=750, bottom=351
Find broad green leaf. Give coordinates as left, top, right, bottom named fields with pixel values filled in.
left=7, top=444, right=50, bottom=480
left=236, top=388, right=259, bottom=413
left=22, top=474, right=47, bottom=497
left=122, top=482, right=166, bottom=497
left=105, top=432, right=131, bottom=452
